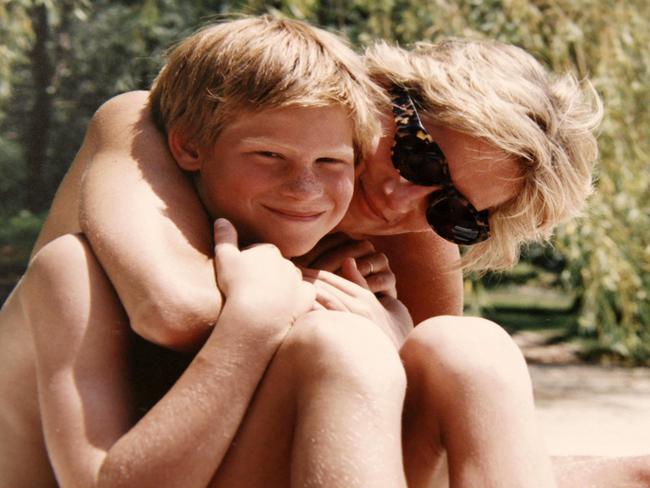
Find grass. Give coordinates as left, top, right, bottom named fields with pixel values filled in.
left=0, top=211, right=41, bottom=304
left=482, top=308, right=577, bottom=335
left=469, top=284, right=650, bottom=366
left=470, top=284, right=576, bottom=331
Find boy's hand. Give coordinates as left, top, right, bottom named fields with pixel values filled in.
left=213, top=218, right=315, bottom=325
left=303, top=265, right=413, bottom=349
left=294, top=234, right=397, bottom=297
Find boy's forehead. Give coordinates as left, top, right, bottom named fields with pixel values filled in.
left=214, top=105, right=356, bottom=157
left=228, top=104, right=348, bottom=128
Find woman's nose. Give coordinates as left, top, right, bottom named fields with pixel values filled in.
left=380, top=176, right=437, bottom=213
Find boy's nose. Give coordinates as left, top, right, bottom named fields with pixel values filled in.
left=280, top=167, right=323, bottom=199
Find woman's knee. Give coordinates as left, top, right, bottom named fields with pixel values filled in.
left=402, top=315, right=530, bottom=392
left=283, top=310, right=407, bottom=397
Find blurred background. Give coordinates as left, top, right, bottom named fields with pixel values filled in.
left=1, top=0, right=649, bottom=366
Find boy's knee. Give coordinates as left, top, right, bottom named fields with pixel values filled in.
left=25, top=234, right=96, bottom=295
left=284, top=310, right=406, bottom=396
left=29, top=234, right=91, bottom=274
left=402, top=315, right=529, bottom=391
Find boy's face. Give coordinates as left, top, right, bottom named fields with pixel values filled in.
left=192, top=105, right=355, bottom=257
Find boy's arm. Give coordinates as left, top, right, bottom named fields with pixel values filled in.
left=80, top=91, right=219, bottom=351
left=370, top=231, right=464, bottom=323
left=28, top=223, right=313, bottom=487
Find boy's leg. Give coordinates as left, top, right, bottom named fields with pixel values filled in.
left=0, top=282, right=60, bottom=486
left=24, top=235, right=406, bottom=487
left=210, top=310, right=407, bottom=488
left=19, top=234, right=133, bottom=487
left=401, top=316, right=556, bottom=488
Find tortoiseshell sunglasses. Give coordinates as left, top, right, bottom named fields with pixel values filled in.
left=390, top=86, right=490, bottom=245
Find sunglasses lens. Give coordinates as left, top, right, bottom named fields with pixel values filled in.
left=426, top=194, right=489, bottom=245
left=393, top=136, right=446, bottom=186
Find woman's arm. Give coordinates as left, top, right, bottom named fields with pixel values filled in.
left=370, top=231, right=464, bottom=323
left=80, top=91, right=219, bottom=351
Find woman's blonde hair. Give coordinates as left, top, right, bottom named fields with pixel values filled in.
left=150, top=16, right=386, bottom=163
left=364, top=39, right=603, bottom=272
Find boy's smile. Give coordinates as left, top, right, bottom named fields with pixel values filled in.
left=187, top=105, right=355, bottom=257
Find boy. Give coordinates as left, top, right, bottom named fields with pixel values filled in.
left=0, top=17, right=408, bottom=487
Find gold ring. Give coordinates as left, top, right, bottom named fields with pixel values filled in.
left=368, top=262, right=375, bottom=274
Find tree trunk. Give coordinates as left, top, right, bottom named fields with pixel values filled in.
left=25, top=3, right=54, bottom=213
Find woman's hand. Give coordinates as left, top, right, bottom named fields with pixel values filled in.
left=303, top=263, right=413, bottom=349
left=213, top=218, right=315, bottom=326
left=295, top=233, right=397, bottom=298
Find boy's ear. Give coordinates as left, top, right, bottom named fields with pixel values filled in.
left=168, top=127, right=202, bottom=172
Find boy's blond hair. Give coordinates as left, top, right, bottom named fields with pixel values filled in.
left=364, top=39, right=603, bottom=272
left=150, top=16, right=385, bottom=164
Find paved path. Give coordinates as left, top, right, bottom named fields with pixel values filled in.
left=530, top=364, right=650, bottom=456
left=513, top=331, right=650, bottom=456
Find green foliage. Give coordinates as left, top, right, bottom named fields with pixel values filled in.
left=0, top=0, right=648, bottom=362
left=0, top=0, right=33, bottom=103
left=550, top=1, right=650, bottom=364
left=0, top=210, right=43, bottom=297
left=0, top=134, right=25, bottom=214
left=0, top=210, right=43, bottom=247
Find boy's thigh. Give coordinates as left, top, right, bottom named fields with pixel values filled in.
left=207, top=325, right=300, bottom=488
left=209, top=310, right=405, bottom=488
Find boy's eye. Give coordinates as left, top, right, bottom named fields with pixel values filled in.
left=257, top=151, right=282, bottom=159
left=317, top=157, right=353, bottom=166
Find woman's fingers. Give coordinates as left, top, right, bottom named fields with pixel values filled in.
left=292, top=233, right=351, bottom=268
left=365, top=271, right=397, bottom=298
left=313, top=282, right=351, bottom=312
left=305, top=268, right=364, bottom=312
left=348, top=253, right=397, bottom=298
left=354, top=252, right=389, bottom=277
left=340, top=257, right=369, bottom=289
left=300, top=243, right=397, bottom=297
left=312, top=240, right=375, bottom=272
left=296, top=236, right=375, bottom=272
left=303, top=267, right=367, bottom=297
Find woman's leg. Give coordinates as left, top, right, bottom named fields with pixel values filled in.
left=401, top=316, right=556, bottom=488
left=210, top=310, right=407, bottom=488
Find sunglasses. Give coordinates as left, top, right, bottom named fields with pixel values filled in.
left=390, top=86, right=490, bottom=245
